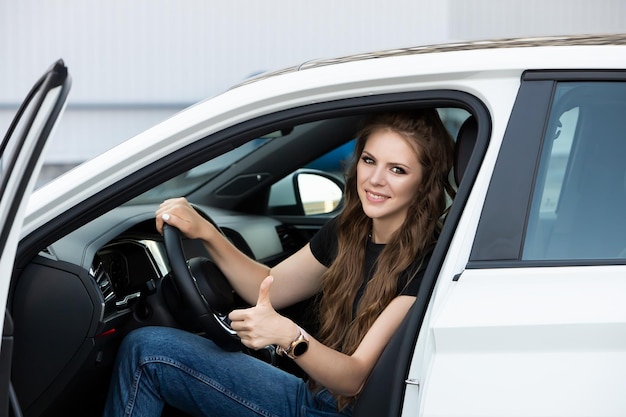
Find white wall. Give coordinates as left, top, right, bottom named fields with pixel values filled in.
left=1, top=0, right=625, bottom=186
left=449, top=0, right=626, bottom=40
left=0, top=1, right=449, bottom=103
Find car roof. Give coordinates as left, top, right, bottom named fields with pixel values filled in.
left=235, top=33, right=626, bottom=88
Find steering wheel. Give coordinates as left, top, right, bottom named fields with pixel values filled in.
left=162, top=209, right=242, bottom=351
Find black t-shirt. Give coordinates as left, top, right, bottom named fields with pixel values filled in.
left=309, top=217, right=430, bottom=306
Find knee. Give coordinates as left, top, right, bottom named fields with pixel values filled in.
left=118, top=326, right=181, bottom=360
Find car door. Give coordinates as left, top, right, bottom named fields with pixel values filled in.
left=0, top=60, right=71, bottom=417
left=400, top=71, right=626, bottom=416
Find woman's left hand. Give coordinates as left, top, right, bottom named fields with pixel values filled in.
left=228, top=276, right=297, bottom=350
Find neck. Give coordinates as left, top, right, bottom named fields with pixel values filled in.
left=370, top=221, right=396, bottom=244
left=369, top=226, right=391, bottom=244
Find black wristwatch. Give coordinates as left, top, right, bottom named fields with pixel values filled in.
left=276, top=326, right=309, bottom=359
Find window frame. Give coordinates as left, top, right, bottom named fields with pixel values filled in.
left=469, top=70, right=626, bottom=268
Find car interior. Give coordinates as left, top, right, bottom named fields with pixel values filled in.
left=8, top=102, right=479, bottom=417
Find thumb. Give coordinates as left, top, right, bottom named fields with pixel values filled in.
left=161, top=213, right=190, bottom=236
left=256, top=276, right=274, bottom=307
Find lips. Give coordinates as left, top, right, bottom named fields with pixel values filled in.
left=366, top=190, right=389, bottom=203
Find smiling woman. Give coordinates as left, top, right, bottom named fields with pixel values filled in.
left=97, top=109, right=456, bottom=417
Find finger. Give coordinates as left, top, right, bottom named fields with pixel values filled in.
left=256, top=276, right=274, bottom=307
left=228, top=308, right=245, bottom=324
left=159, top=197, right=188, bottom=209
left=156, top=197, right=190, bottom=218
left=155, top=211, right=167, bottom=234
left=158, top=212, right=189, bottom=235
left=156, top=198, right=185, bottom=233
left=155, top=212, right=168, bottom=234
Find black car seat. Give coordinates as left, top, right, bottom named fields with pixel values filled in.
left=454, top=115, right=478, bottom=187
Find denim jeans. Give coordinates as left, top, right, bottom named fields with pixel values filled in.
left=103, top=326, right=352, bottom=417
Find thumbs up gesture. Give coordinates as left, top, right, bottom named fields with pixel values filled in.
left=256, top=275, right=274, bottom=309
left=228, top=276, right=291, bottom=350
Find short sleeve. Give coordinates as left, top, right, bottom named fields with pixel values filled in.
left=309, top=217, right=339, bottom=268
left=400, top=273, right=422, bottom=296
left=399, top=250, right=433, bottom=297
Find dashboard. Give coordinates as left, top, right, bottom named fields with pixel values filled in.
left=46, top=203, right=292, bottom=325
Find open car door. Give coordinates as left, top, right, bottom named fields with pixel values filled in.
left=0, top=60, right=71, bottom=417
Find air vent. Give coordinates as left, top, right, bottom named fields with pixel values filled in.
left=92, top=262, right=116, bottom=315
left=275, top=224, right=300, bottom=252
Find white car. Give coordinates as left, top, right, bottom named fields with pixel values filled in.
left=2, top=33, right=626, bottom=417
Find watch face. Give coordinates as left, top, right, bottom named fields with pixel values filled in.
left=293, top=341, right=309, bottom=357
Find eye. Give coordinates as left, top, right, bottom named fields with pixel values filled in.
left=361, top=156, right=375, bottom=165
left=391, top=166, right=406, bottom=175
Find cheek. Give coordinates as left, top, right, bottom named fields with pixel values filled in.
left=412, top=168, right=426, bottom=193
left=400, top=178, right=424, bottom=202
left=356, top=164, right=368, bottom=183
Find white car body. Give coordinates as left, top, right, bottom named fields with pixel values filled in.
left=4, top=34, right=626, bottom=417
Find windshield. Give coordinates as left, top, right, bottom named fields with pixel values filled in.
left=127, top=137, right=272, bottom=204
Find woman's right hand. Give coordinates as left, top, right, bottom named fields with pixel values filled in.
left=155, top=197, right=217, bottom=241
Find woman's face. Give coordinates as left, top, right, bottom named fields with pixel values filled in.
left=356, top=128, right=424, bottom=240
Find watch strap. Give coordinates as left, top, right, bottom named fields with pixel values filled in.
left=276, top=326, right=309, bottom=359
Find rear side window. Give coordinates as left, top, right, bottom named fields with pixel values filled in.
left=523, top=82, right=626, bottom=260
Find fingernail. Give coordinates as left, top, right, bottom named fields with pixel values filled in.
left=162, top=213, right=170, bottom=221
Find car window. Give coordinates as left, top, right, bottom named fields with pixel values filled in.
left=523, top=82, right=626, bottom=260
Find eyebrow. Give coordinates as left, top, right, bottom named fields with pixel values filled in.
left=361, top=150, right=413, bottom=169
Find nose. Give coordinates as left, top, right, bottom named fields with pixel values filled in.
left=369, top=166, right=386, bottom=186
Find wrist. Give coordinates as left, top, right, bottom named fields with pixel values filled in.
left=200, top=221, right=219, bottom=245
left=278, top=322, right=299, bottom=351
left=276, top=323, right=309, bottom=359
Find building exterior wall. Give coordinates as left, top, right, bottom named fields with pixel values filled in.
left=449, top=0, right=626, bottom=40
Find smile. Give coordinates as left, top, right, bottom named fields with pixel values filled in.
left=366, top=191, right=389, bottom=202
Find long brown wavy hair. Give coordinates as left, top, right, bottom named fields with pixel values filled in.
left=314, top=109, right=456, bottom=408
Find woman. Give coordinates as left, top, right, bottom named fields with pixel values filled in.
left=103, top=109, right=455, bottom=417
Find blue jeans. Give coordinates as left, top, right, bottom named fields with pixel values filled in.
left=103, top=326, right=352, bottom=417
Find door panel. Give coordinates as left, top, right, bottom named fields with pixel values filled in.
left=424, top=266, right=626, bottom=416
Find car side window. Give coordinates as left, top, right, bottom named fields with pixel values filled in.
left=523, top=82, right=626, bottom=260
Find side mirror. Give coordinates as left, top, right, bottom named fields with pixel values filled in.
left=295, top=171, right=343, bottom=215
left=268, top=169, right=343, bottom=216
